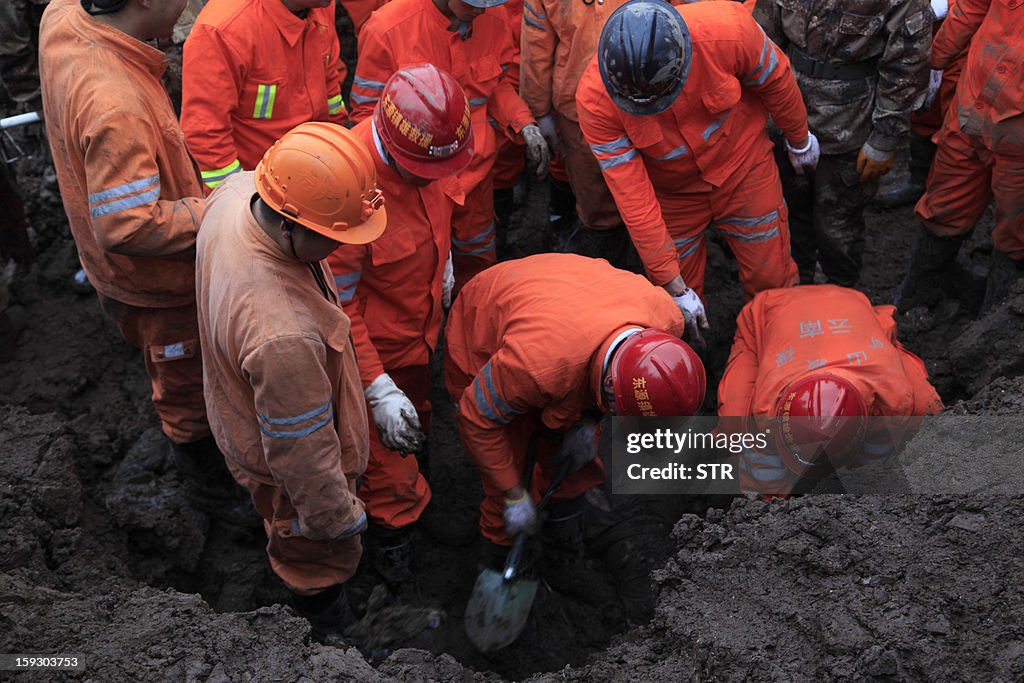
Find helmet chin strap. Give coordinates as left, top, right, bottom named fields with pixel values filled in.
left=282, top=220, right=298, bottom=259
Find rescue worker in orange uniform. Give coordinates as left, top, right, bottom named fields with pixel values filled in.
left=490, top=0, right=525, bottom=257
left=325, top=65, right=473, bottom=587
left=576, top=0, right=813, bottom=338
left=350, top=0, right=550, bottom=293
left=901, top=0, right=1024, bottom=312
left=181, top=0, right=348, bottom=192
left=445, top=253, right=706, bottom=564
left=520, top=0, right=638, bottom=269
left=196, top=122, right=386, bottom=637
left=718, top=285, right=943, bottom=496
left=39, top=0, right=241, bottom=506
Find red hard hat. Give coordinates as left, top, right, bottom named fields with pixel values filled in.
left=774, top=373, right=867, bottom=478
left=609, top=329, right=706, bottom=416
left=373, top=64, right=474, bottom=180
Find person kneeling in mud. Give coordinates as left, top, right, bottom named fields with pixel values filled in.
left=444, top=253, right=706, bottom=586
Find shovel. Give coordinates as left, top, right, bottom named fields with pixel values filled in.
left=465, top=439, right=572, bottom=652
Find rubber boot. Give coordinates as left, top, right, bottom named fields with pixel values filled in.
left=368, top=524, right=415, bottom=588
left=894, top=226, right=965, bottom=310
left=493, top=186, right=515, bottom=261
left=290, top=583, right=355, bottom=642
left=539, top=496, right=587, bottom=595
left=170, top=436, right=258, bottom=527
left=548, top=177, right=577, bottom=251
left=982, top=250, right=1024, bottom=314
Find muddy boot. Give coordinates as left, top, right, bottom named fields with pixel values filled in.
left=494, top=187, right=515, bottom=260
left=291, top=583, right=355, bottom=643
left=368, top=524, right=416, bottom=591
left=894, top=227, right=965, bottom=310
left=982, top=250, right=1024, bottom=314
left=539, top=497, right=587, bottom=595
left=170, top=436, right=258, bottom=527
left=548, top=177, right=577, bottom=250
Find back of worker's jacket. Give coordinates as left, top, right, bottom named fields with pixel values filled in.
left=181, top=0, right=348, bottom=191
left=519, top=0, right=638, bottom=121
left=196, top=172, right=368, bottom=541
left=349, top=0, right=534, bottom=191
left=326, top=119, right=463, bottom=388
left=933, top=0, right=1024, bottom=150
left=718, top=285, right=942, bottom=491
left=444, top=254, right=684, bottom=493
left=38, top=0, right=204, bottom=308
left=576, top=1, right=808, bottom=286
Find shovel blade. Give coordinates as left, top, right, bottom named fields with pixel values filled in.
left=464, top=568, right=539, bottom=652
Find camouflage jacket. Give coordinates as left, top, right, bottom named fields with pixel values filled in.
left=754, top=0, right=931, bottom=154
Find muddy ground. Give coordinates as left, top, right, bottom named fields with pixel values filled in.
left=3, top=89, right=1024, bottom=683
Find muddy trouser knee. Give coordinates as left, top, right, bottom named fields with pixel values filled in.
left=358, top=364, right=433, bottom=530
left=96, top=296, right=210, bottom=444
left=451, top=176, right=496, bottom=297
left=811, top=151, right=873, bottom=287
left=558, top=114, right=623, bottom=232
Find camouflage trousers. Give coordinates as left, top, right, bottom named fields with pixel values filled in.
left=0, top=0, right=47, bottom=109
left=774, top=143, right=878, bottom=287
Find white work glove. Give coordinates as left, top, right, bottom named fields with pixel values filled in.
left=665, top=276, right=710, bottom=346
left=930, top=0, right=948, bottom=20
left=786, top=132, right=820, bottom=176
left=336, top=510, right=368, bottom=540
left=442, top=250, right=455, bottom=310
left=558, top=415, right=601, bottom=472
left=502, top=491, right=538, bottom=537
left=521, top=123, right=551, bottom=179
left=364, top=373, right=425, bottom=455
left=922, top=69, right=943, bottom=110
left=535, top=113, right=560, bottom=152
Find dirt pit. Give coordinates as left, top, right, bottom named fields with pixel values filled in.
left=3, top=127, right=1024, bottom=680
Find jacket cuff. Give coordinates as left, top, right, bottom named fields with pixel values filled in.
left=866, top=130, right=901, bottom=153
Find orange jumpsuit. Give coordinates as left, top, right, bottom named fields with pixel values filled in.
left=718, top=285, right=943, bottom=495
left=196, top=172, right=368, bottom=595
left=444, top=253, right=685, bottom=545
left=915, top=0, right=1024, bottom=261
left=350, top=0, right=535, bottom=291
left=325, top=119, right=463, bottom=530
left=520, top=0, right=634, bottom=232
left=576, top=1, right=806, bottom=297
left=39, top=0, right=208, bottom=445
left=181, top=0, right=348, bottom=192
left=491, top=0, right=526, bottom=192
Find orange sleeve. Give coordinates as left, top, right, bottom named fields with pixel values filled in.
left=576, top=84, right=680, bottom=286
left=932, top=0, right=989, bottom=69
left=488, top=22, right=536, bottom=136
left=326, top=245, right=386, bottom=389
left=181, top=24, right=245, bottom=190
left=83, top=110, right=203, bottom=257
left=874, top=304, right=944, bottom=417
left=325, top=5, right=349, bottom=125
left=735, top=12, right=809, bottom=147
left=717, top=297, right=762, bottom=417
left=518, top=0, right=556, bottom=118
left=242, top=335, right=363, bottom=540
left=455, top=347, right=545, bottom=493
left=348, top=19, right=395, bottom=123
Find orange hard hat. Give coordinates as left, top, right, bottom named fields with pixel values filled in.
left=774, top=373, right=867, bottom=478
left=609, top=329, right=706, bottom=416
left=374, top=64, right=474, bottom=180
left=255, top=122, right=386, bottom=245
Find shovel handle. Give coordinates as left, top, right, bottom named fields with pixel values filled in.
left=502, top=453, right=574, bottom=581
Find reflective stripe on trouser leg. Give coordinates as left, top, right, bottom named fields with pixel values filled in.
left=451, top=176, right=496, bottom=295
left=358, top=365, right=433, bottom=529
left=711, top=153, right=798, bottom=297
